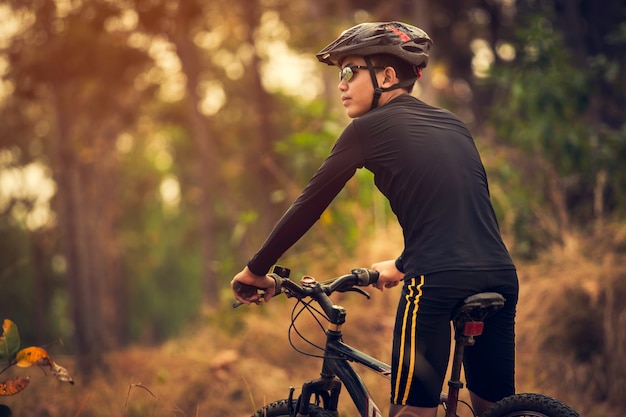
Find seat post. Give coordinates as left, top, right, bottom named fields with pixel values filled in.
left=444, top=292, right=505, bottom=416
left=445, top=327, right=471, bottom=416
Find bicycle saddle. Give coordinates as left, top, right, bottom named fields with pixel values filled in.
left=452, top=292, right=506, bottom=323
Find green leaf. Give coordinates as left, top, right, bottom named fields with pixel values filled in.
left=0, top=319, right=21, bottom=363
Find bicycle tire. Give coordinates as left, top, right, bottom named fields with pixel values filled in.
left=252, top=399, right=336, bottom=417
left=483, top=393, right=579, bottom=417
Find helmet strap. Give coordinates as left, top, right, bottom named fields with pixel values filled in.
left=384, top=78, right=418, bottom=92
left=364, top=56, right=383, bottom=111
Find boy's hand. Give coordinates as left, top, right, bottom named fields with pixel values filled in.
left=231, top=266, right=276, bottom=304
left=370, top=259, right=405, bottom=292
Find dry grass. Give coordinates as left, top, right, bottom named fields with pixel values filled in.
left=2, top=227, right=625, bottom=416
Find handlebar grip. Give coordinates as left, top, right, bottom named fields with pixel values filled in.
left=232, top=274, right=284, bottom=308
left=232, top=281, right=263, bottom=299
left=231, top=281, right=267, bottom=308
left=351, top=268, right=379, bottom=286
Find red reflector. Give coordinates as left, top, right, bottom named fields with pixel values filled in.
left=463, top=321, right=484, bottom=336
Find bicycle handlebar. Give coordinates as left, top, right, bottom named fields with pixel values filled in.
left=282, top=267, right=379, bottom=295
left=232, top=267, right=379, bottom=309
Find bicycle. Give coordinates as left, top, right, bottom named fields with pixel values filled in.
left=233, top=266, right=580, bottom=417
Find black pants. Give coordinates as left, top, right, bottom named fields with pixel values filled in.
left=390, top=269, right=519, bottom=407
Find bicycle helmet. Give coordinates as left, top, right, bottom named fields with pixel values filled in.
left=316, top=22, right=433, bottom=110
left=316, top=21, right=432, bottom=69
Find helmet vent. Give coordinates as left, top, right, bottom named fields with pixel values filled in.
left=403, top=45, right=428, bottom=53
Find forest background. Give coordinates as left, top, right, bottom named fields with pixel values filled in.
left=0, top=0, right=625, bottom=416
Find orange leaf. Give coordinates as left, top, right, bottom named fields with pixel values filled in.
left=15, top=346, right=50, bottom=368
left=0, top=376, right=30, bottom=396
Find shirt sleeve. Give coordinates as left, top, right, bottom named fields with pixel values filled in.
left=395, top=253, right=405, bottom=273
left=247, top=123, right=364, bottom=275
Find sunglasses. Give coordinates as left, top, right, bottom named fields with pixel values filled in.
left=339, top=65, right=384, bottom=83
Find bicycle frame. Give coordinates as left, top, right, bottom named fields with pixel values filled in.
left=289, top=289, right=493, bottom=417
left=238, top=268, right=500, bottom=417
left=293, top=304, right=390, bottom=417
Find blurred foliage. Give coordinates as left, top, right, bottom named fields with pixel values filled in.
left=486, top=1, right=626, bottom=258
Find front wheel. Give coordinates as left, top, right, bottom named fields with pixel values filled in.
left=483, top=393, right=579, bottom=417
left=252, top=399, right=337, bottom=417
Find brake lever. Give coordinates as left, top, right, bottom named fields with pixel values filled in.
left=337, top=286, right=371, bottom=299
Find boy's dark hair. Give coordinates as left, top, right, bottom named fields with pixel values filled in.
left=370, top=54, right=418, bottom=93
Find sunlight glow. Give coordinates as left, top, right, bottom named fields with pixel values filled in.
left=194, top=29, right=224, bottom=50
left=212, top=49, right=245, bottom=80
left=148, top=37, right=186, bottom=102
left=159, top=175, right=181, bottom=211
left=431, top=65, right=450, bottom=90
left=54, top=0, right=79, bottom=18
left=0, top=5, right=31, bottom=102
left=0, top=153, right=57, bottom=230
left=256, top=11, right=323, bottom=101
left=496, top=42, right=516, bottom=61
left=104, top=8, right=138, bottom=32
left=260, top=42, right=323, bottom=101
left=199, top=80, right=226, bottom=116
left=0, top=5, right=26, bottom=48
left=471, top=39, right=495, bottom=78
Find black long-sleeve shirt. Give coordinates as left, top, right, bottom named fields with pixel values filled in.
left=247, top=94, right=514, bottom=278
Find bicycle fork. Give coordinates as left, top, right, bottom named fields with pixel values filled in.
left=289, top=377, right=342, bottom=417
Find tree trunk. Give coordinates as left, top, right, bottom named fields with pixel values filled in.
left=171, top=30, right=221, bottom=306
left=242, top=0, right=283, bottom=233
left=51, top=90, right=107, bottom=379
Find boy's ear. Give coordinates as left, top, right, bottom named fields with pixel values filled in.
left=383, top=66, right=398, bottom=84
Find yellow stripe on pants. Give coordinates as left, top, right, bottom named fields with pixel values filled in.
left=393, top=275, right=425, bottom=404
